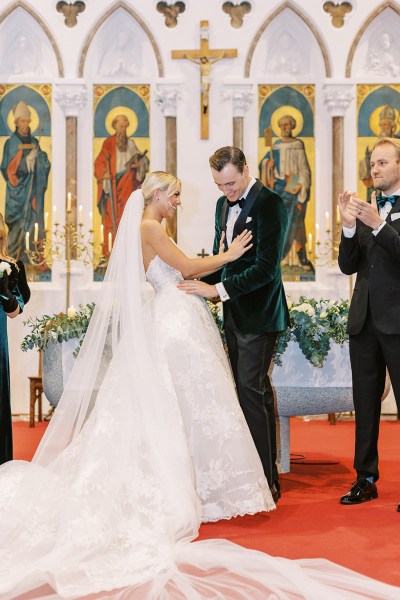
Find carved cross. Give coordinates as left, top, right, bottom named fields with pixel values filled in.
left=172, top=20, right=237, bottom=139
left=197, top=248, right=210, bottom=258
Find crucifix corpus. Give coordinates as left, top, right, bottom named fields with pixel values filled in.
left=172, top=20, right=237, bottom=139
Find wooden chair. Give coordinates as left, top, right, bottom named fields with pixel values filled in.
left=29, top=353, right=43, bottom=428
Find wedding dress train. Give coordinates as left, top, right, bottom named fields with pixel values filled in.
left=0, top=190, right=397, bottom=600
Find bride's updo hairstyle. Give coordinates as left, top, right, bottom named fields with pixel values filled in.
left=141, top=171, right=181, bottom=207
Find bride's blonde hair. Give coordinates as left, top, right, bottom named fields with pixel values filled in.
left=141, top=171, right=181, bottom=207
left=0, top=213, right=16, bottom=264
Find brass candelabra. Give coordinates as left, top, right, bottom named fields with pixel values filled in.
left=25, top=205, right=108, bottom=311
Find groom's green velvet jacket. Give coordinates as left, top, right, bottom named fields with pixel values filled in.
left=209, top=180, right=290, bottom=335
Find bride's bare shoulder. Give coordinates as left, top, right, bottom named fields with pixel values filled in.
left=141, top=218, right=163, bottom=235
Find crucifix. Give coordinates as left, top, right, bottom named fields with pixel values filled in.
left=197, top=248, right=210, bottom=258
left=172, top=20, right=238, bottom=139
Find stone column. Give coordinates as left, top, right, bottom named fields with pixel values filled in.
left=155, top=82, right=181, bottom=241
left=222, top=83, right=254, bottom=149
left=54, top=81, right=88, bottom=230
left=322, top=82, right=354, bottom=249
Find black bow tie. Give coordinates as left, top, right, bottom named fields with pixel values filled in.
left=228, top=198, right=245, bottom=208
left=377, top=194, right=399, bottom=209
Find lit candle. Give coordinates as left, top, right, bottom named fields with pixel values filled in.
left=100, top=224, right=104, bottom=244
left=34, top=222, right=39, bottom=242
left=308, top=232, right=312, bottom=253
left=89, top=211, right=93, bottom=230
left=25, top=231, right=29, bottom=251
left=325, top=211, right=330, bottom=231
left=67, top=192, right=72, bottom=213
left=53, top=204, right=57, bottom=223
left=108, top=232, right=112, bottom=253
left=315, top=223, right=320, bottom=244
left=336, top=205, right=341, bottom=224
left=78, top=204, right=83, bottom=224
left=44, top=211, right=49, bottom=230
left=67, top=305, right=76, bottom=318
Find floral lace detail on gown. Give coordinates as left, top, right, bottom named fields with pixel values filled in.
left=146, top=255, right=275, bottom=522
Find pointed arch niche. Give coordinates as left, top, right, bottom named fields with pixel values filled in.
left=0, top=2, right=62, bottom=79
left=244, top=4, right=330, bottom=281
left=346, top=3, right=400, bottom=78
left=77, top=4, right=178, bottom=243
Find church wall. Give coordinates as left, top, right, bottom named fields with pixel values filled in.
left=1, top=0, right=398, bottom=413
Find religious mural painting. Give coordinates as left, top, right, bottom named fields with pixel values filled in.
left=93, top=84, right=150, bottom=281
left=258, top=84, right=315, bottom=282
left=357, top=84, right=400, bottom=202
left=0, top=83, right=52, bottom=282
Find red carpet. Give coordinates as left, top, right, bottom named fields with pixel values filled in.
left=12, top=418, right=400, bottom=589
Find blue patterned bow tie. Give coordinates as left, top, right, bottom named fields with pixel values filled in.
left=377, top=194, right=398, bottom=209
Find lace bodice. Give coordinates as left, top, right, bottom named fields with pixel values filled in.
left=146, top=255, right=183, bottom=293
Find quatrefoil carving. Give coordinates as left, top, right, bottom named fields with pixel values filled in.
left=56, top=1, right=86, bottom=28
left=222, top=2, right=252, bottom=29
left=156, top=2, right=186, bottom=28
left=323, top=2, right=352, bottom=28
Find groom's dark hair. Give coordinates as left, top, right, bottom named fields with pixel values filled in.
left=209, top=146, right=247, bottom=174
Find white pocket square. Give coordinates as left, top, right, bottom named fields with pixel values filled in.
left=246, top=216, right=252, bottom=223
left=391, top=213, right=400, bottom=221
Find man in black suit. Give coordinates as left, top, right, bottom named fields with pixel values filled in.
left=178, top=147, right=290, bottom=502
left=338, top=137, right=400, bottom=511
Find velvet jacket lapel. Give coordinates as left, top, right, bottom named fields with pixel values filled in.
left=221, top=179, right=264, bottom=250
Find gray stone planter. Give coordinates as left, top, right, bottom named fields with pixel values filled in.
left=42, top=339, right=79, bottom=407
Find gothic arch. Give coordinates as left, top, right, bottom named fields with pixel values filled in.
left=346, top=1, right=400, bottom=77
left=79, top=1, right=163, bottom=78
left=245, top=1, right=330, bottom=78
left=0, top=1, right=63, bottom=76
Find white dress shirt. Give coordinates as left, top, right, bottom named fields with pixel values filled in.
left=216, top=177, right=256, bottom=301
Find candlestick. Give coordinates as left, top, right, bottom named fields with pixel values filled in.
left=78, top=205, right=83, bottom=224
left=67, top=192, right=72, bottom=213
left=325, top=211, right=330, bottom=232
left=53, top=205, right=57, bottom=223
left=108, top=232, right=112, bottom=253
left=316, top=223, right=320, bottom=244
left=100, top=224, right=104, bottom=244
left=34, top=222, right=39, bottom=242
left=44, top=211, right=49, bottom=231
left=336, top=205, right=341, bottom=224
left=308, top=232, right=312, bottom=253
left=25, top=231, right=29, bottom=251
left=67, top=305, right=76, bottom=318
left=89, top=211, right=93, bottom=230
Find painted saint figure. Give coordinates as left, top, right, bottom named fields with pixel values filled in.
left=94, top=113, right=149, bottom=254
left=0, top=100, right=50, bottom=260
left=259, top=114, right=313, bottom=271
left=359, top=105, right=398, bottom=201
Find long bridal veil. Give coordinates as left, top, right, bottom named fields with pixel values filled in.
left=0, top=189, right=398, bottom=599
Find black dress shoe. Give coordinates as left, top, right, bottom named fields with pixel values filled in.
left=270, top=482, right=281, bottom=503
left=340, top=479, right=378, bottom=505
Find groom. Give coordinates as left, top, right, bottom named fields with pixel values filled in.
left=179, top=146, right=289, bottom=501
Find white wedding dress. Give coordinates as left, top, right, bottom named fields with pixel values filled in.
left=0, top=190, right=397, bottom=600
left=146, top=254, right=274, bottom=522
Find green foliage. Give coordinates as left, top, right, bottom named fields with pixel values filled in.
left=21, top=303, right=95, bottom=358
left=274, top=296, right=349, bottom=367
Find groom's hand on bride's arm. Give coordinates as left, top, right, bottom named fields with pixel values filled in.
left=177, top=280, right=219, bottom=299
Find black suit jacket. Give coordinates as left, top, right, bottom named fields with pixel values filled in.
left=206, top=180, right=290, bottom=335
left=338, top=198, right=400, bottom=335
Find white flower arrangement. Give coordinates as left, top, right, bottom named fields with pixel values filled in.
left=0, top=261, right=11, bottom=278
left=274, top=296, right=349, bottom=367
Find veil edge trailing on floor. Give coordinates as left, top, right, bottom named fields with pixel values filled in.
left=1, top=190, right=398, bottom=600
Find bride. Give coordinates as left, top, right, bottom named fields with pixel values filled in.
left=0, top=172, right=397, bottom=599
